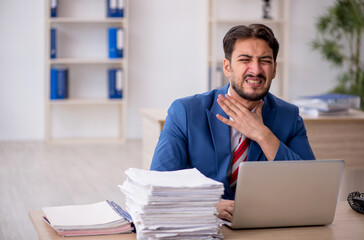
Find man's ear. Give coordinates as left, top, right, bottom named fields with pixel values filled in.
left=272, top=61, right=277, bottom=79
left=223, top=59, right=231, bottom=78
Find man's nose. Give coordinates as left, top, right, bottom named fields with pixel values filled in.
left=248, top=60, right=262, bottom=75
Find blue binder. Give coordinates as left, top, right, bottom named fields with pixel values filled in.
left=50, top=28, right=56, bottom=59
left=108, top=28, right=123, bottom=58
left=50, top=0, right=58, bottom=17
left=108, top=69, right=116, bottom=98
left=108, top=28, right=118, bottom=58
left=57, top=69, right=68, bottom=99
left=50, top=68, right=58, bottom=99
left=50, top=68, right=68, bottom=99
left=108, top=68, right=123, bottom=99
left=116, top=28, right=123, bottom=58
left=107, top=0, right=118, bottom=17
left=117, top=0, right=125, bottom=17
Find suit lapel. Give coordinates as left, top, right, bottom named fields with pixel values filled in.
left=206, top=84, right=231, bottom=178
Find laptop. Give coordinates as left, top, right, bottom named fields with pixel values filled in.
left=228, top=159, right=344, bottom=229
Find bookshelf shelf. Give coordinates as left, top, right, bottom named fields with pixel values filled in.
left=50, top=58, right=125, bottom=65
left=49, top=18, right=126, bottom=24
left=45, top=0, right=129, bottom=143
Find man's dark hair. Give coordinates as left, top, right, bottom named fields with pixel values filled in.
left=223, top=24, right=279, bottom=62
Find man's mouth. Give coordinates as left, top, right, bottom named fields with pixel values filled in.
left=244, top=75, right=265, bottom=87
left=246, top=79, right=263, bottom=84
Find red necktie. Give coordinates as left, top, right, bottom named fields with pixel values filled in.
left=230, top=136, right=249, bottom=188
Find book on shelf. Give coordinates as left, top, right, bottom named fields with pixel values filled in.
left=50, top=28, right=56, bottom=59
left=42, top=200, right=134, bottom=237
left=107, top=0, right=125, bottom=18
left=50, top=0, right=58, bottom=17
left=108, top=68, right=123, bottom=99
left=294, top=93, right=361, bottom=116
left=117, top=0, right=125, bottom=17
left=108, top=27, right=124, bottom=59
left=107, top=0, right=118, bottom=17
left=50, top=68, right=68, bottom=100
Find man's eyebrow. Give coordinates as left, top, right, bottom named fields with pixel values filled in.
left=237, top=54, right=252, bottom=58
left=259, top=55, right=273, bottom=60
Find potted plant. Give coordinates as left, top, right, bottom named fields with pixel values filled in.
left=311, top=0, right=364, bottom=109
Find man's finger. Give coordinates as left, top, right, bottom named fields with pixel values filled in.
left=217, top=94, right=240, bottom=118
left=219, top=211, right=233, bottom=222
left=216, top=199, right=234, bottom=222
left=225, top=94, right=250, bottom=113
left=216, top=114, right=235, bottom=128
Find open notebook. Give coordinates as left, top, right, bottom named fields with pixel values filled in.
left=42, top=200, right=134, bottom=237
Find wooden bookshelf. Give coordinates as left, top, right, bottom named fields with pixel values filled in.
left=44, top=0, right=129, bottom=143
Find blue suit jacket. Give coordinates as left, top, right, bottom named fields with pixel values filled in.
left=150, top=84, right=315, bottom=199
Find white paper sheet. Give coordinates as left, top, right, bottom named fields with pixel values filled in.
left=42, top=201, right=122, bottom=227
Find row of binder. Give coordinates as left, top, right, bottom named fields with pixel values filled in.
left=50, top=68, right=123, bottom=100
left=107, top=0, right=125, bottom=18
left=50, top=27, right=124, bottom=59
left=50, top=0, right=125, bottom=18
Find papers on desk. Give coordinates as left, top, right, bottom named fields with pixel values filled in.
left=294, top=93, right=361, bottom=116
left=119, top=168, right=225, bottom=240
left=42, top=200, right=134, bottom=237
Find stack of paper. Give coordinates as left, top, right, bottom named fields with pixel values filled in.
left=119, top=168, right=224, bottom=239
left=42, top=200, right=134, bottom=237
left=294, top=93, right=361, bottom=116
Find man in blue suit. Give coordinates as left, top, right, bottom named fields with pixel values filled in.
left=150, top=24, right=315, bottom=221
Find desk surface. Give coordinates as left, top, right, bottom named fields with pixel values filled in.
left=29, top=202, right=364, bottom=240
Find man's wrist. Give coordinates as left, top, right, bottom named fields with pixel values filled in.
left=256, top=126, right=272, bottom=144
left=255, top=127, right=280, bottom=161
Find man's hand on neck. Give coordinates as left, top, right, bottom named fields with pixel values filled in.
left=216, top=93, right=280, bottom=161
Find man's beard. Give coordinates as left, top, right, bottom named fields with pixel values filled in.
left=231, top=74, right=270, bottom=101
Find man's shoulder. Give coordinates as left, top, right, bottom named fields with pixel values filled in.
left=264, top=93, right=299, bottom=116
left=177, top=90, right=217, bottom=108
left=265, top=92, right=298, bottom=110
left=172, top=84, right=228, bottom=111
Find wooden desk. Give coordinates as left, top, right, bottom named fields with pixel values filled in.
left=29, top=202, right=364, bottom=240
left=140, top=109, right=167, bottom=170
left=302, top=109, right=364, bottom=169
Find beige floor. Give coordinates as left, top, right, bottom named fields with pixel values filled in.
left=0, top=140, right=143, bottom=240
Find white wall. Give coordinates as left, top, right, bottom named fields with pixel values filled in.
left=0, top=0, right=339, bottom=141
left=0, top=0, right=45, bottom=140
left=288, top=0, right=339, bottom=100
left=127, top=0, right=207, bottom=138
